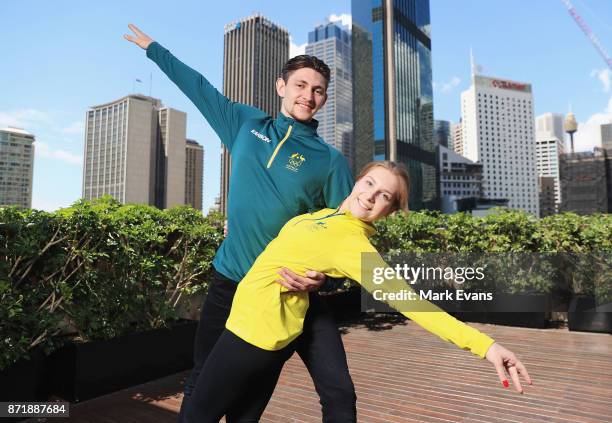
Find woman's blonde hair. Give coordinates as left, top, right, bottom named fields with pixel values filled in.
left=355, top=161, right=410, bottom=212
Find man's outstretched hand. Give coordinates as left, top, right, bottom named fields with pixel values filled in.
left=124, top=24, right=153, bottom=50
left=275, top=268, right=326, bottom=292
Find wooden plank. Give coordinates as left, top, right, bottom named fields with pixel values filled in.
left=31, top=316, right=612, bottom=423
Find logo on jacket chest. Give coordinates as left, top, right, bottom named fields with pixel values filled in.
left=250, top=129, right=271, bottom=143
left=286, top=152, right=306, bottom=172
left=307, top=221, right=328, bottom=232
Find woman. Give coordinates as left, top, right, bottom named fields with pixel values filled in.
left=185, top=161, right=532, bottom=422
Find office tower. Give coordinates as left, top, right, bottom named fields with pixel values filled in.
left=538, top=176, right=556, bottom=217
left=157, top=107, right=187, bottom=208
left=535, top=131, right=564, bottom=215
left=434, top=120, right=451, bottom=148
left=352, top=0, right=438, bottom=210
left=438, top=145, right=484, bottom=213
left=601, top=123, right=612, bottom=150
left=451, top=121, right=463, bottom=155
left=220, top=13, right=289, bottom=214
left=83, top=94, right=187, bottom=208
left=560, top=148, right=612, bottom=214
left=185, top=139, right=204, bottom=211
left=536, top=113, right=565, bottom=144
left=461, top=74, right=539, bottom=215
left=306, top=21, right=353, bottom=170
left=0, top=127, right=35, bottom=208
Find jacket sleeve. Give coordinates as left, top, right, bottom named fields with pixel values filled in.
left=146, top=42, right=266, bottom=151
left=322, top=148, right=354, bottom=208
left=332, top=236, right=496, bottom=359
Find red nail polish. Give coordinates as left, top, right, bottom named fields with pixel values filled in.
left=502, top=380, right=509, bottom=388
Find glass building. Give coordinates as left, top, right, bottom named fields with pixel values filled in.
left=352, top=0, right=437, bottom=210
left=306, top=21, right=353, bottom=169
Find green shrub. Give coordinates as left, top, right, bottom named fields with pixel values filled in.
left=0, top=197, right=223, bottom=370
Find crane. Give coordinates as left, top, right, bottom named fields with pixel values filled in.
left=561, top=0, right=612, bottom=71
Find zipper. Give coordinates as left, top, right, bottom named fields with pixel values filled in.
left=266, top=125, right=293, bottom=168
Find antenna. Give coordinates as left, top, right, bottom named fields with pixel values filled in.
left=470, top=47, right=475, bottom=76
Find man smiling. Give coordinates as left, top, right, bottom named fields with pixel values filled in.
left=125, top=24, right=357, bottom=422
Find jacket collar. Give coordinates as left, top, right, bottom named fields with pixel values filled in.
left=333, top=206, right=377, bottom=237
left=275, top=111, right=319, bottom=136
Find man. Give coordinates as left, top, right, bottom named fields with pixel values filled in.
left=125, top=24, right=357, bottom=422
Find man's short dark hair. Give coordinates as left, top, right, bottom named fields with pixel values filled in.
left=281, top=55, right=331, bottom=87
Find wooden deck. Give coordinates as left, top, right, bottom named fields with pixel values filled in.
left=37, top=315, right=612, bottom=422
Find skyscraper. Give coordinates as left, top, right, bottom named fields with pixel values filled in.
left=536, top=113, right=566, bottom=146
left=433, top=120, right=451, bottom=148
left=535, top=130, right=564, bottom=215
left=601, top=123, right=612, bottom=150
left=185, top=139, right=204, bottom=211
left=83, top=94, right=189, bottom=208
left=0, top=127, right=35, bottom=208
left=156, top=107, right=187, bottom=209
left=560, top=148, right=611, bottom=214
left=451, top=121, right=463, bottom=155
left=352, top=0, right=437, bottom=210
left=306, top=21, right=353, bottom=169
left=461, top=75, right=539, bottom=215
left=220, top=13, right=289, bottom=214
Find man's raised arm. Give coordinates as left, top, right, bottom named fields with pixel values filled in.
left=124, top=24, right=264, bottom=151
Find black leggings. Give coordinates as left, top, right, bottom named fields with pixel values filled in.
left=179, top=270, right=356, bottom=423
left=185, top=329, right=295, bottom=422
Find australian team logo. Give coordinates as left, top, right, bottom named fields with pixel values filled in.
left=286, top=152, right=306, bottom=172
left=308, top=221, right=327, bottom=232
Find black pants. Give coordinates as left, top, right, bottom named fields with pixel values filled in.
left=186, top=329, right=295, bottom=422
left=178, top=270, right=356, bottom=422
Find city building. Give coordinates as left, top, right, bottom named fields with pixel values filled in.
left=560, top=148, right=612, bottom=214
left=461, top=74, right=539, bottom=215
left=438, top=145, right=484, bottom=213
left=306, top=21, right=353, bottom=170
left=451, top=121, right=463, bottom=155
left=433, top=120, right=451, bottom=148
left=185, top=139, right=204, bottom=211
left=156, top=107, right=187, bottom=209
left=536, top=113, right=565, bottom=146
left=352, top=0, right=438, bottom=210
left=535, top=130, right=564, bottom=215
left=0, top=127, right=35, bottom=208
left=82, top=94, right=194, bottom=209
left=209, top=196, right=222, bottom=214
left=220, top=13, right=289, bottom=214
left=601, top=123, right=612, bottom=150
left=538, top=176, right=556, bottom=217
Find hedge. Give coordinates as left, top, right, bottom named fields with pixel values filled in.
left=1, top=201, right=610, bottom=370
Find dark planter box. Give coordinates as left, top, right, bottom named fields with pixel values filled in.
left=452, top=293, right=550, bottom=329
left=0, top=350, right=48, bottom=423
left=0, top=349, right=48, bottom=402
left=568, top=296, right=612, bottom=334
left=47, top=319, right=198, bottom=402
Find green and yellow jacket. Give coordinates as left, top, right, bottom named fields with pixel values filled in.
left=147, top=42, right=354, bottom=281
left=227, top=208, right=496, bottom=359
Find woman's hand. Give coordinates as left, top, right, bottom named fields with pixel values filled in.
left=275, top=268, right=325, bottom=292
left=485, top=342, right=532, bottom=394
left=124, top=23, right=154, bottom=50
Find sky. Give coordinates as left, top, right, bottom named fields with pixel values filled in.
left=1, top=0, right=611, bottom=213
